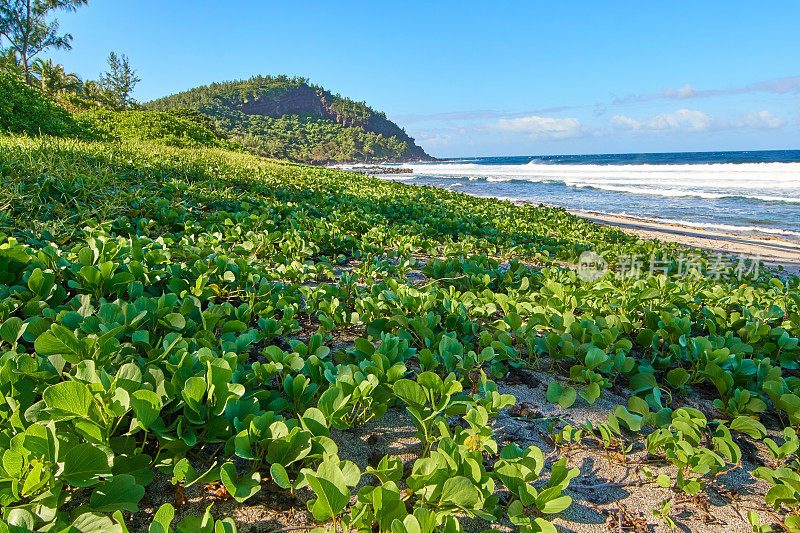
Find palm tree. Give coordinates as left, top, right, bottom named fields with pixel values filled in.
left=80, top=79, right=108, bottom=107
left=30, top=58, right=82, bottom=96
left=30, top=58, right=56, bottom=93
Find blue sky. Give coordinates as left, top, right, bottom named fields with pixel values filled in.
left=47, top=0, right=800, bottom=157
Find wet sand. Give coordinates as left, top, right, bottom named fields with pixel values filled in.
left=572, top=210, right=800, bottom=275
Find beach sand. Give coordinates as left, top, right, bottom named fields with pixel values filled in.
left=572, top=210, right=800, bottom=275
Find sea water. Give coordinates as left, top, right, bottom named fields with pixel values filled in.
left=381, top=151, right=800, bottom=241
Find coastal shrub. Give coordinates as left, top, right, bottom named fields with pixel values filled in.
left=82, top=108, right=236, bottom=148
left=0, top=73, right=98, bottom=139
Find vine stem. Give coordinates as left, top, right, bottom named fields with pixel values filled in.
left=569, top=478, right=649, bottom=491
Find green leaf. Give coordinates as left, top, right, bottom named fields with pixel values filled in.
left=630, top=372, right=657, bottom=394
left=63, top=443, right=111, bottom=487
left=305, top=456, right=352, bottom=521
left=354, top=337, right=375, bottom=356
left=172, top=457, right=219, bottom=487
left=162, top=313, right=186, bottom=331
left=704, top=361, right=732, bottom=396
left=365, top=455, right=404, bottom=484
left=43, top=380, right=94, bottom=419
left=580, top=382, right=601, bottom=404
left=784, top=516, right=800, bottom=532
left=0, top=317, right=26, bottom=346
left=6, top=508, right=35, bottom=530
left=90, top=474, right=145, bottom=513
left=2, top=449, right=24, bottom=476
left=613, top=406, right=643, bottom=431
left=221, top=320, right=247, bottom=334
left=766, top=484, right=798, bottom=509
left=584, top=347, right=607, bottom=370
left=665, top=368, right=689, bottom=389
left=393, top=379, right=425, bottom=408
left=182, top=376, right=207, bottom=412
left=528, top=517, right=558, bottom=533
left=359, top=483, right=407, bottom=531
left=546, top=381, right=576, bottom=408
left=730, top=416, right=767, bottom=439
left=35, top=324, right=87, bottom=363
left=132, top=330, right=150, bottom=345
left=507, top=500, right=527, bottom=526
left=537, top=490, right=572, bottom=514
left=639, top=287, right=660, bottom=301
left=220, top=461, right=261, bottom=503
left=68, top=512, right=121, bottom=533
left=130, top=389, right=162, bottom=430
left=438, top=476, right=481, bottom=510
left=548, top=458, right=580, bottom=490
left=24, top=422, right=58, bottom=463
left=636, top=328, right=655, bottom=347
left=270, top=462, right=291, bottom=489
left=266, top=429, right=312, bottom=467
left=149, top=503, right=176, bottom=533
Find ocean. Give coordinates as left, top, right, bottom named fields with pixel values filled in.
left=376, top=150, right=800, bottom=241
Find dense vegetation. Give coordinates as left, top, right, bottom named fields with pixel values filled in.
left=145, top=75, right=430, bottom=164
left=0, top=73, right=96, bottom=138
left=84, top=109, right=236, bottom=149
left=0, top=74, right=234, bottom=149
left=229, top=114, right=416, bottom=164
left=1, top=89, right=800, bottom=533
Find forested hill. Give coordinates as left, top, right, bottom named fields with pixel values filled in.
left=145, top=75, right=431, bottom=164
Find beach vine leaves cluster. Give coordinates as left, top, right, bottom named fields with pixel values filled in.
left=0, top=80, right=799, bottom=533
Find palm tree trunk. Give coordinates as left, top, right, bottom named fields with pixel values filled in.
left=22, top=0, right=32, bottom=85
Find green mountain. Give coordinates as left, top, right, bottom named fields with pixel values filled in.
left=145, top=75, right=431, bottom=164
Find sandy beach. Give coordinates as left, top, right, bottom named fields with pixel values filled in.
left=572, top=210, right=800, bottom=275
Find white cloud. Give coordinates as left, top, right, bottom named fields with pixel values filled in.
left=609, top=114, right=641, bottom=131
left=610, top=108, right=786, bottom=133
left=648, top=109, right=716, bottom=131
left=614, top=76, right=800, bottom=104
left=741, top=110, right=786, bottom=129
left=611, top=109, right=716, bottom=132
left=662, top=84, right=700, bottom=99
left=491, top=115, right=590, bottom=140
left=412, top=130, right=455, bottom=148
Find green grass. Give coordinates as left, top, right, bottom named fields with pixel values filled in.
left=0, top=132, right=799, bottom=532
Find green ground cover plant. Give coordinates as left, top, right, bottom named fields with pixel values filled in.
left=0, top=123, right=799, bottom=532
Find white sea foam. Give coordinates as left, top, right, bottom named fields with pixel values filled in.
left=568, top=184, right=800, bottom=203
left=399, top=161, right=800, bottom=203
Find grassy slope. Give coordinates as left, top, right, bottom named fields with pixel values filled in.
left=1, top=133, right=799, bottom=532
